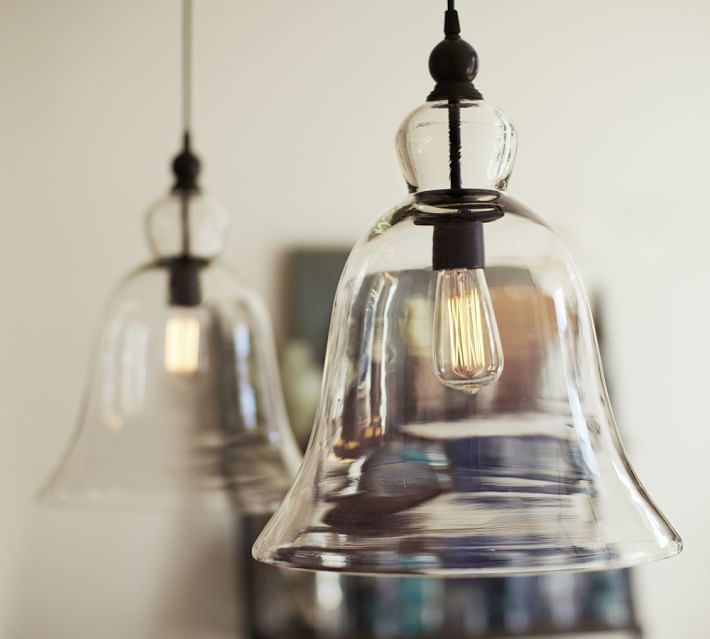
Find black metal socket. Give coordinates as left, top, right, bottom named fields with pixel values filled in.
left=432, top=220, right=485, bottom=271
left=167, top=257, right=204, bottom=307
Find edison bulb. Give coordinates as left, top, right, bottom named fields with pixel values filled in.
left=432, top=268, right=503, bottom=394
left=164, top=314, right=201, bottom=374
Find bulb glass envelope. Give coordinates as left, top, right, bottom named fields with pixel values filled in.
left=40, top=192, right=300, bottom=511
left=252, top=100, right=682, bottom=576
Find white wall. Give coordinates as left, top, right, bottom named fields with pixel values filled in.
left=1, top=0, right=709, bottom=637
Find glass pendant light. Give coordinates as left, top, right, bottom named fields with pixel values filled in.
left=40, top=0, right=300, bottom=511
left=253, top=1, right=682, bottom=575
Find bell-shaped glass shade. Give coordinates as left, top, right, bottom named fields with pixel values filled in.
left=253, top=99, right=681, bottom=575
left=41, top=192, right=300, bottom=511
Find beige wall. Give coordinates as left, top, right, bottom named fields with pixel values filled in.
left=1, top=0, right=709, bottom=637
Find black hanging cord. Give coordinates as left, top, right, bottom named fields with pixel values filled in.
left=168, top=0, right=203, bottom=307
left=179, top=0, right=194, bottom=259
left=182, top=0, right=192, bottom=142
left=428, top=0, right=480, bottom=192
left=448, top=98, right=462, bottom=192
left=429, top=0, right=486, bottom=271
left=445, top=0, right=461, bottom=38
left=172, top=0, right=201, bottom=197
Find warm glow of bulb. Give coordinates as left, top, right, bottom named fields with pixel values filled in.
left=445, top=289, right=488, bottom=377
left=164, top=316, right=201, bottom=374
left=433, top=269, right=503, bottom=394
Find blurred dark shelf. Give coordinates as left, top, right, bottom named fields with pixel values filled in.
left=255, top=627, right=642, bottom=639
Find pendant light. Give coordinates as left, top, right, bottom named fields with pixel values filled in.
left=40, top=0, right=300, bottom=511
left=253, top=2, right=682, bottom=575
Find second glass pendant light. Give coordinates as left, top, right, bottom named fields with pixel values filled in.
left=40, top=0, right=299, bottom=511
left=253, top=1, right=682, bottom=576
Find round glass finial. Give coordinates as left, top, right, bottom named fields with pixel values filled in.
left=396, top=4, right=516, bottom=195
left=146, top=191, right=230, bottom=260
left=146, top=135, right=229, bottom=261
left=396, top=100, right=517, bottom=193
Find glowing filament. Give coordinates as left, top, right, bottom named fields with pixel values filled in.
left=446, top=288, right=488, bottom=378
left=164, top=316, right=201, bottom=374
left=433, top=268, right=503, bottom=394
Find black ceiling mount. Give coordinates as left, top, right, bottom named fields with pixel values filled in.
left=427, top=0, right=483, bottom=102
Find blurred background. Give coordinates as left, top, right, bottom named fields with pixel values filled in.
left=1, top=0, right=708, bottom=637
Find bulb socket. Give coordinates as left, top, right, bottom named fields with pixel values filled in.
left=166, top=257, right=205, bottom=307
left=432, top=220, right=485, bottom=270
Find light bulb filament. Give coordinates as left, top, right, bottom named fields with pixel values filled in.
left=164, top=315, right=201, bottom=374
left=433, top=268, right=503, bottom=394
left=447, top=289, right=487, bottom=378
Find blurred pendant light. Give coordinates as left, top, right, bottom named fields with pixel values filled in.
left=40, top=0, right=300, bottom=511
left=253, top=1, right=682, bottom=575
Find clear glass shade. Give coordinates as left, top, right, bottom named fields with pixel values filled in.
left=253, top=100, right=682, bottom=575
left=40, top=191, right=300, bottom=511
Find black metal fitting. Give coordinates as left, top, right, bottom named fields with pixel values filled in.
left=432, top=220, right=485, bottom=270
left=172, top=132, right=201, bottom=193
left=164, top=256, right=207, bottom=307
left=428, top=8, right=482, bottom=102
